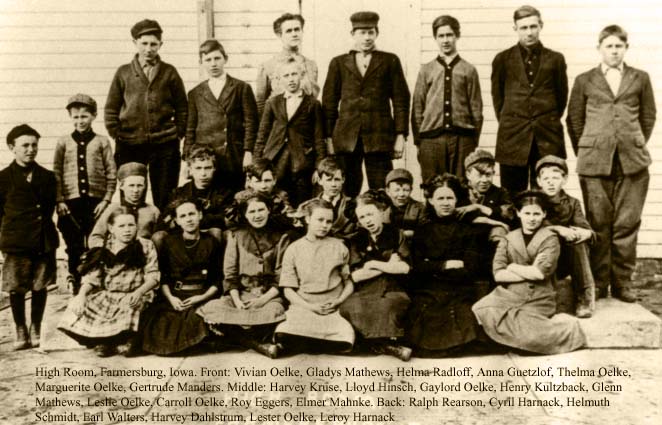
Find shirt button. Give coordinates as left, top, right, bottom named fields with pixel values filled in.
left=79, top=142, right=84, bottom=146
left=445, top=101, right=450, bottom=105
left=81, top=179, right=86, bottom=183
left=81, top=189, right=86, bottom=194
left=445, top=112, right=450, bottom=116
left=79, top=154, right=84, bottom=158
left=80, top=167, right=85, bottom=170
left=529, top=72, right=533, bottom=75
left=445, top=124, right=450, bottom=128
left=445, top=77, right=450, bottom=80
left=36, top=204, right=41, bottom=208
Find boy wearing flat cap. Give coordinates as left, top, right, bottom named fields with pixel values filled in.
left=105, top=19, right=188, bottom=211
left=88, top=162, right=160, bottom=248
left=322, top=11, right=410, bottom=197
left=383, top=168, right=426, bottom=239
left=0, top=124, right=59, bottom=350
left=412, top=15, right=483, bottom=181
left=54, top=94, right=117, bottom=294
left=536, top=155, right=595, bottom=317
left=567, top=25, right=656, bottom=303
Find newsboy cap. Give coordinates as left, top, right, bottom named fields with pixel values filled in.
left=385, top=168, right=413, bottom=186
left=6, top=124, right=40, bottom=146
left=350, top=11, right=379, bottom=29
left=464, top=149, right=495, bottom=170
left=535, top=155, right=568, bottom=175
left=131, top=19, right=163, bottom=39
left=66, top=93, right=97, bottom=113
left=118, top=162, right=147, bottom=181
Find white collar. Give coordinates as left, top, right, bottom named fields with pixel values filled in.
left=601, top=62, right=624, bottom=74
left=284, top=90, right=303, bottom=99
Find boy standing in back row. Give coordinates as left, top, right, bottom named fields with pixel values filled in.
left=567, top=25, right=656, bottom=302
left=412, top=15, right=483, bottom=181
left=105, top=19, right=188, bottom=211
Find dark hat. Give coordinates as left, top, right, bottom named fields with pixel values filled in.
left=350, top=11, right=379, bottom=29
left=66, top=93, right=97, bottom=113
left=118, top=162, right=147, bottom=181
left=535, top=155, right=568, bottom=175
left=385, top=168, right=413, bottom=186
left=131, top=19, right=163, bottom=39
left=464, top=149, right=495, bottom=170
left=6, top=124, right=40, bottom=146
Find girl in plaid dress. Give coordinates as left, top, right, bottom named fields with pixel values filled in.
left=58, top=206, right=160, bottom=357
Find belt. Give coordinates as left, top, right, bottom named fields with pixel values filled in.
left=174, top=281, right=204, bottom=291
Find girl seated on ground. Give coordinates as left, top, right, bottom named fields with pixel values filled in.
left=141, top=198, right=222, bottom=355
left=472, top=190, right=586, bottom=354
left=58, top=206, right=159, bottom=357
left=274, top=198, right=355, bottom=354
left=340, top=191, right=412, bottom=361
left=197, top=192, right=290, bottom=358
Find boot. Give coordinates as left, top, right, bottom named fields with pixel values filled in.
left=612, top=286, right=637, bottom=303
left=240, top=336, right=279, bottom=358
left=575, top=286, right=595, bottom=318
left=94, top=344, right=116, bottom=357
left=372, top=343, right=412, bottom=362
left=14, top=325, right=30, bottom=351
left=29, top=323, right=41, bottom=348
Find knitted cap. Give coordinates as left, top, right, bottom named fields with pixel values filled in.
left=117, top=162, right=147, bottom=180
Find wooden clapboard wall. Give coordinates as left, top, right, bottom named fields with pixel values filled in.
left=0, top=0, right=201, bottom=170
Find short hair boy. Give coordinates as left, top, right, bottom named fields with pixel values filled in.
left=384, top=168, right=426, bottom=238
left=313, top=157, right=356, bottom=239
left=254, top=58, right=326, bottom=206
left=105, top=19, right=188, bottom=211
left=566, top=25, right=655, bottom=303
left=0, top=124, right=59, bottom=349
left=54, top=94, right=117, bottom=294
left=186, top=39, right=258, bottom=192
left=412, top=15, right=483, bottom=181
left=536, top=155, right=595, bottom=317
left=256, top=13, right=319, bottom=118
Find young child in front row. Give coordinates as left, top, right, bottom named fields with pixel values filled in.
left=0, top=125, right=59, bottom=350
left=383, top=168, right=426, bottom=239
left=54, top=94, right=117, bottom=294
left=254, top=58, right=326, bottom=207
left=535, top=155, right=595, bottom=318
left=275, top=198, right=355, bottom=354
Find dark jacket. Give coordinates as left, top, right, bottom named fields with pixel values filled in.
left=472, top=184, right=517, bottom=228
left=184, top=76, right=258, bottom=158
left=105, top=54, right=188, bottom=145
left=0, top=162, right=59, bottom=254
left=491, top=44, right=568, bottom=166
left=254, top=93, right=326, bottom=173
left=389, top=198, right=427, bottom=232
left=545, top=190, right=592, bottom=230
left=322, top=50, right=410, bottom=154
left=566, top=65, right=656, bottom=177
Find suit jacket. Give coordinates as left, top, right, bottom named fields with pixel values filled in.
left=322, top=50, right=410, bottom=154
left=184, top=75, right=258, bottom=158
left=0, top=162, right=59, bottom=254
left=491, top=44, right=568, bottom=166
left=566, top=65, right=656, bottom=177
left=254, top=93, right=326, bottom=173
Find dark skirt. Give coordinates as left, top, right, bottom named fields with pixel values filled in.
left=406, top=285, right=479, bottom=352
left=340, top=275, right=410, bottom=339
left=142, top=288, right=210, bottom=355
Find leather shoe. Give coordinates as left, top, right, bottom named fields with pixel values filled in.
left=575, top=304, right=593, bottom=318
left=29, top=323, right=41, bottom=348
left=13, top=325, right=30, bottom=351
left=372, top=343, right=412, bottom=361
left=612, top=287, right=637, bottom=303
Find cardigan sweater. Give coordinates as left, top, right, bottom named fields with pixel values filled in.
left=104, top=54, right=188, bottom=145
left=53, top=132, right=117, bottom=202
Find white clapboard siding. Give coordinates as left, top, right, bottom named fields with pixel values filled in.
left=0, top=0, right=200, bottom=171
left=212, top=0, right=300, bottom=89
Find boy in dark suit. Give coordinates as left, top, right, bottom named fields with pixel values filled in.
left=322, top=11, right=410, bottom=197
left=491, top=5, right=568, bottom=194
left=186, top=39, right=258, bottom=193
left=567, top=25, right=656, bottom=302
left=105, top=19, right=188, bottom=211
left=254, top=58, right=326, bottom=206
left=0, top=125, right=59, bottom=350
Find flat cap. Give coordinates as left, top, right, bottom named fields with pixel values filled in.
left=385, top=168, right=413, bottom=186
left=535, top=155, right=568, bottom=175
left=350, top=11, right=379, bottom=29
left=66, top=93, right=97, bottom=113
left=464, top=149, right=495, bottom=170
left=7, top=124, right=40, bottom=146
left=131, top=19, right=162, bottom=39
left=118, top=162, right=147, bottom=181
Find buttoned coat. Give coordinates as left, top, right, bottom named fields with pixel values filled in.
left=322, top=50, right=410, bottom=154
left=184, top=76, right=258, bottom=158
left=491, top=45, right=568, bottom=166
left=566, top=65, right=656, bottom=177
left=254, top=93, right=326, bottom=174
